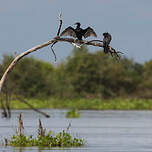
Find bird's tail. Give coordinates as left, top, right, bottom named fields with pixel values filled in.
left=104, top=46, right=109, bottom=54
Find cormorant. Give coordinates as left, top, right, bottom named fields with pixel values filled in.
left=103, top=32, right=112, bottom=53
left=60, top=22, right=97, bottom=40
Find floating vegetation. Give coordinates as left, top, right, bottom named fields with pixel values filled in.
left=9, top=130, right=84, bottom=147
left=66, top=109, right=80, bottom=118
left=6, top=114, right=84, bottom=147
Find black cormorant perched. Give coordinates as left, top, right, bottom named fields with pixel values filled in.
left=60, top=22, right=97, bottom=40
left=103, top=32, right=112, bottom=53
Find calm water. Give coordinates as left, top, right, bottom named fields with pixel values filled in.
left=0, top=110, right=152, bottom=152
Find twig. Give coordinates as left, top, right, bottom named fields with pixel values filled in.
left=86, top=39, right=124, bottom=60
left=57, top=13, right=62, bottom=36
left=109, top=46, right=124, bottom=61
left=50, top=13, right=63, bottom=61
left=86, top=40, right=123, bottom=60
left=51, top=42, right=57, bottom=62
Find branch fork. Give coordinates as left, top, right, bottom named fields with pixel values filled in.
left=0, top=13, right=124, bottom=95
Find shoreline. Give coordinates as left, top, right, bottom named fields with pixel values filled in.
left=1, top=98, right=152, bottom=110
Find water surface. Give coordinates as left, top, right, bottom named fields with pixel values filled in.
left=0, top=110, right=152, bottom=152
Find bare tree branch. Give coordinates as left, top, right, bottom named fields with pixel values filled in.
left=85, top=39, right=103, bottom=43
left=0, top=13, right=123, bottom=96
left=85, top=39, right=124, bottom=60
left=0, top=39, right=56, bottom=93
left=109, top=46, right=124, bottom=61
left=57, top=13, right=62, bottom=36
left=50, top=13, right=63, bottom=61
left=51, top=42, right=57, bottom=61
left=0, top=36, right=122, bottom=95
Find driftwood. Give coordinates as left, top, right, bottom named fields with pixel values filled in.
left=0, top=13, right=123, bottom=97
left=16, top=97, right=50, bottom=118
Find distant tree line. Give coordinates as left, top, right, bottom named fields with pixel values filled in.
left=0, top=47, right=152, bottom=99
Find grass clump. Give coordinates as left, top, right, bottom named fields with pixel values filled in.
left=7, top=114, right=84, bottom=147
left=66, top=109, right=80, bottom=118
left=9, top=130, right=84, bottom=147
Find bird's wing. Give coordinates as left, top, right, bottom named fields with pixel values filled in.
left=83, top=27, right=97, bottom=38
left=108, top=34, right=112, bottom=43
left=60, top=26, right=77, bottom=38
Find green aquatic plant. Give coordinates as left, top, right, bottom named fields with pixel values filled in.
left=66, top=109, right=80, bottom=118
left=7, top=114, right=84, bottom=147
left=9, top=130, right=84, bottom=147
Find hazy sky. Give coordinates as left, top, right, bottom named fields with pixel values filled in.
left=0, top=0, right=152, bottom=64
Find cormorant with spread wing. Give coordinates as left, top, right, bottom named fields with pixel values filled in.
left=103, top=32, right=112, bottom=53
left=60, top=22, right=97, bottom=40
